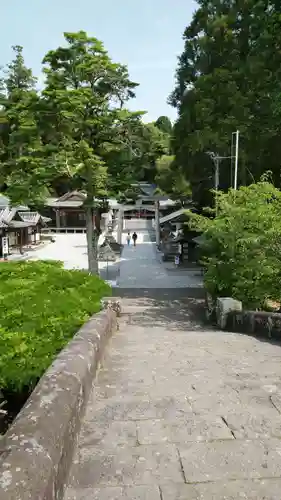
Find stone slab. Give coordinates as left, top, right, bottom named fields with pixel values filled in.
left=161, top=480, right=281, bottom=499
left=222, top=411, right=281, bottom=439
left=179, top=439, right=281, bottom=483
left=65, top=485, right=161, bottom=500
left=84, top=397, right=192, bottom=423
left=78, top=420, right=138, bottom=449
left=137, top=415, right=233, bottom=445
left=68, top=444, right=184, bottom=487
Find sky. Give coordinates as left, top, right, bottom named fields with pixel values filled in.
left=1, top=0, right=197, bottom=122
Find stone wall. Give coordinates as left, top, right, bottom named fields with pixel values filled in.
left=0, top=303, right=120, bottom=500
left=206, top=294, right=281, bottom=340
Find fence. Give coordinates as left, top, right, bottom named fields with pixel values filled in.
left=41, top=227, right=87, bottom=234
left=123, top=218, right=154, bottom=231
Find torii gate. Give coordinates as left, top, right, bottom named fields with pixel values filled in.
left=116, top=201, right=160, bottom=246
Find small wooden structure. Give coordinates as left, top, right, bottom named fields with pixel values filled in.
left=0, top=208, right=51, bottom=257
left=45, top=191, right=87, bottom=228
left=44, top=191, right=110, bottom=231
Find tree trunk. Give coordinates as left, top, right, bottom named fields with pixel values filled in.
left=85, top=204, right=99, bottom=274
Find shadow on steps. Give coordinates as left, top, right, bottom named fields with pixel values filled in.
left=113, top=288, right=207, bottom=331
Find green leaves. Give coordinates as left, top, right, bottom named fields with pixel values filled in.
left=0, top=260, right=111, bottom=394
left=171, top=0, right=281, bottom=207
left=191, top=182, right=281, bottom=309
left=41, top=31, right=139, bottom=200
left=0, top=46, right=46, bottom=205
left=155, top=155, right=191, bottom=202
left=155, top=116, right=173, bottom=135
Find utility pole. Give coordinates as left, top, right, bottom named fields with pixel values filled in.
left=234, top=130, right=239, bottom=190
left=214, top=157, right=220, bottom=216
left=214, top=157, right=220, bottom=192
left=155, top=200, right=160, bottom=247
left=207, top=151, right=234, bottom=215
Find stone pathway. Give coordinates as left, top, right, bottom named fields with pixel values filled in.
left=117, top=231, right=202, bottom=289
left=64, top=231, right=281, bottom=500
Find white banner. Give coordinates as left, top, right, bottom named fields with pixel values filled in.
left=2, top=236, right=9, bottom=255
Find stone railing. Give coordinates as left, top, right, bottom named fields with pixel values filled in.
left=207, top=294, right=281, bottom=340
left=0, top=299, right=121, bottom=500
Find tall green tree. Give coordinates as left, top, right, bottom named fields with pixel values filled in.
left=170, top=0, right=281, bottom=208
left=0, top=46, right=47, bottom=203
left=41, top=31, right=138, bottom=273
left=154, top=115, right=173, bottom=135
left=129, top=121, right=170, bottom=183
left=155, top=155, right=191, bottom=204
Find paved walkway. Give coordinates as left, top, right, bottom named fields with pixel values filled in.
left=23, top=233, right=119, bottom=285
left=118, top=231, right=202, bottom=289
left=64, top=231, right=281, bottom=500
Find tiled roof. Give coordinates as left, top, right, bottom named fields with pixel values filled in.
left=0, top=207, right=31, bottom=228
left=18, top=211, right=41, bottom=225
left=41, top=216, right=52, bottom=223
left=0, top=208, right=48, bottom=229
left=57, top=191, right=86, bottom=202
left=159, top=208, right=189, bottom=225
left=4, top=208, right=17, bottom=223
left=8, top=220, right=31, bottom=229
left=0, top=208, right=9, bottom=228
left=47, top=200, right=84, bottom=208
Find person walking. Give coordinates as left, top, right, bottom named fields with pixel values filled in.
left=126, top=232, right=131, bottom=246
left=132, top=231, right=138, bottom=247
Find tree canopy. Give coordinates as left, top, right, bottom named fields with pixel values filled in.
left=0, top=32, right=172, bottom=272
left=155, top=155, right=191, bottom=204
left=154, top=115, right=173, bottom=135
left=170, top=0, right=281, bottom=208
left=0, top=33, right=170, bottom=205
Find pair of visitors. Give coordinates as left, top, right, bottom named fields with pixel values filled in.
left=126, top=232, right=138, bottom=246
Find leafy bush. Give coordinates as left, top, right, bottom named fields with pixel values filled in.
left=0, top=260, right=111, bottom=394
left=189, top=182, right=281, bottom=309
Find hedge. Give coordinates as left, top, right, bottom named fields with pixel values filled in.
left=0, top=260, right=111, bottom=395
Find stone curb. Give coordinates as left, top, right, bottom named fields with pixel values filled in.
left=206, top=294, right=281, bottom=340
left=226, top=309, right=281, bottom=339
left=0, top=307, right=118, bottom=500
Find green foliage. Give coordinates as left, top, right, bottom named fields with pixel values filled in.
left=0, top=260, right=111, bottom=394
left=0, top=33, right=171, bottom=207
left=189, top=182, right=281, bottom=309
left=0, top=46, right=47, bottom=204
left=154, top=116, right=173, bottom=135
left=0, top=33, right=171, bottom=272
left=155, top=155, right=191, bottom=202
left=41, top=31, right=139, bottom=195
left=131, top=122, right=170, bottom=183
left=171, top=0, right=281, bottom=208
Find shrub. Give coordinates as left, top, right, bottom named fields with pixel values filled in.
left=188, top=182, right=281, bottom=309
left=0, top=260, right=111, bottom=394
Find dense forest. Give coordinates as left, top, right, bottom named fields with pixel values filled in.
left=169, top=0, right=281, bottom=208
